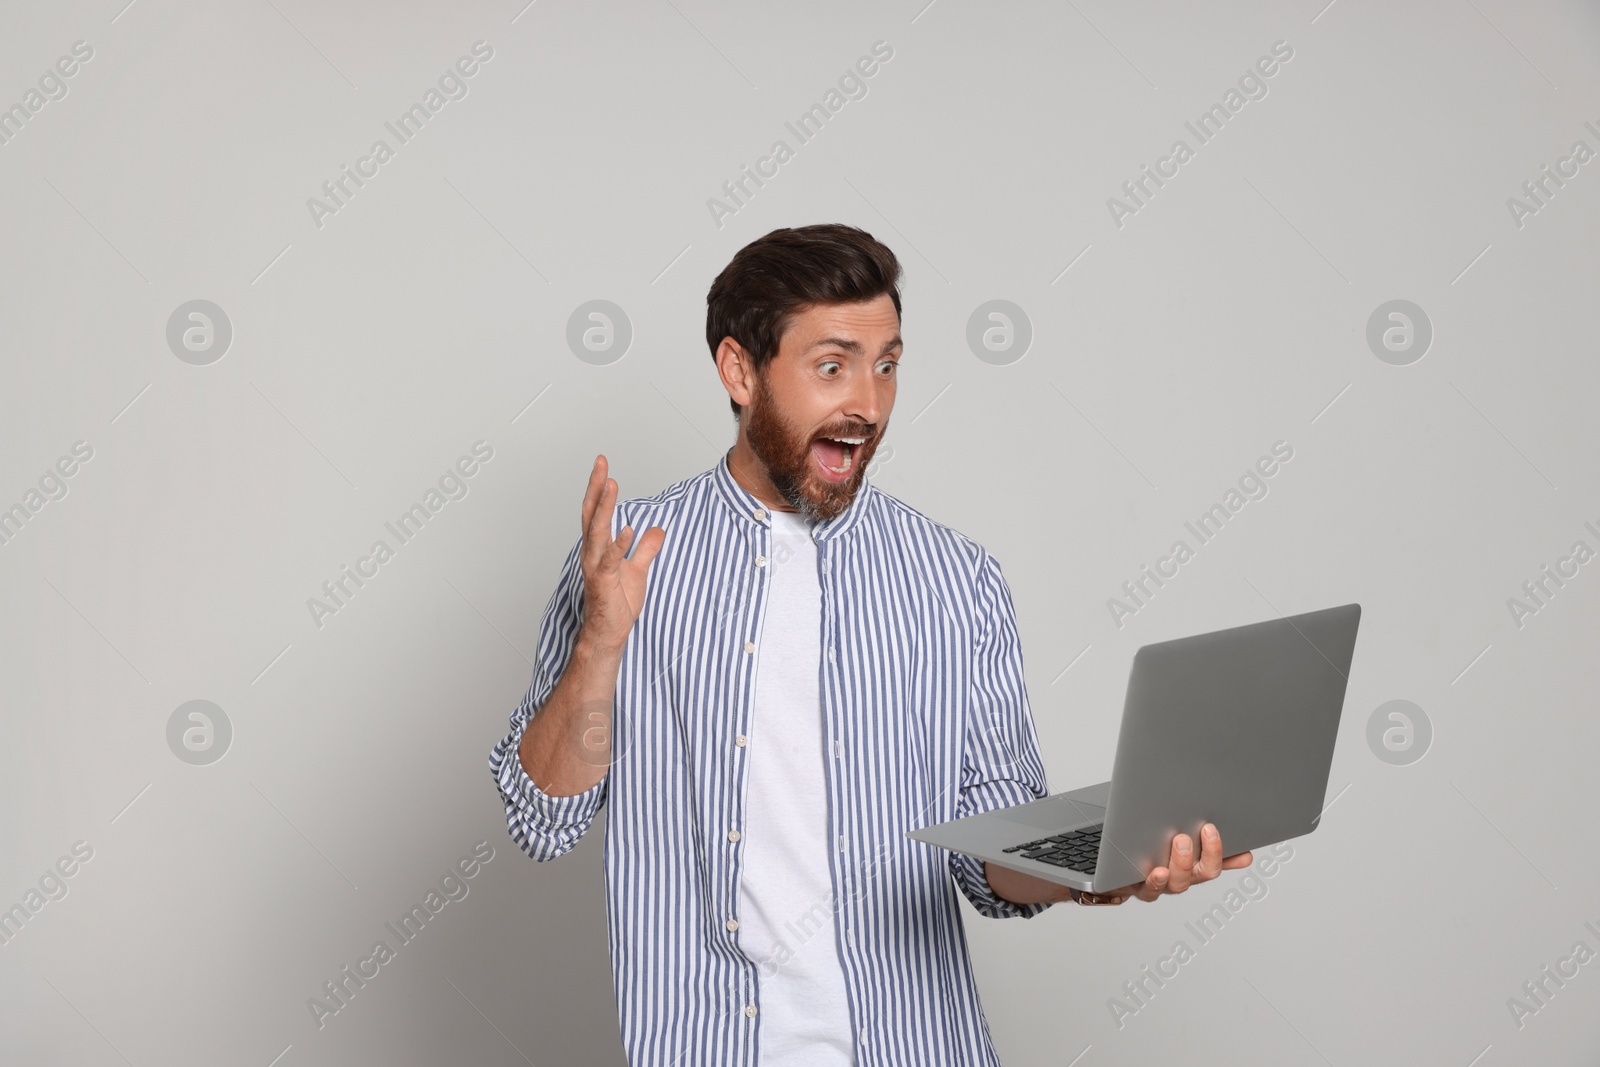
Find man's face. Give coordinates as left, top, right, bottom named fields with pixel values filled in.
left=741, top=294, right=900, bottom=522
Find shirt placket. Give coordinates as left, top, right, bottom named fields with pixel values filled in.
left=816, top=529, right=871, bottom=1062
left=729, top=504, right=771, bottom=1058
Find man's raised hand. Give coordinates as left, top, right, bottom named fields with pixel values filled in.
left=579, top=454, right=667, bottom=655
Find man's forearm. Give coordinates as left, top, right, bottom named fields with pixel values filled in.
left=984, top=861, right=1076, bottom=906
left=517, top=635, right=624, bottom=797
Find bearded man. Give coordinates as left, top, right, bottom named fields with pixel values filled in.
left=489, top=223, right=1247, bottom=1066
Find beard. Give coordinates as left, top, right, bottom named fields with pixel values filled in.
left=742, top=371, right=885, bottom=523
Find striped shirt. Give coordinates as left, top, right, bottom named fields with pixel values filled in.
left=488, top=450, right=1053, bottom=1066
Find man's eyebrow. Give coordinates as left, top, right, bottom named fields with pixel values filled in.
left=807, top=335, right=904, bottom=356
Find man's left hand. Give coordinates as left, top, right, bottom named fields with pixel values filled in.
left=1076, top=823, right=1252, bottom=905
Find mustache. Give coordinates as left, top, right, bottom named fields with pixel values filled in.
left=812, top=425, right=876, bottom=440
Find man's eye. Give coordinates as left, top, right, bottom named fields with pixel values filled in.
left=878, top=361, right=898, bottom=375
left=820, top=361, right=841, bottom=375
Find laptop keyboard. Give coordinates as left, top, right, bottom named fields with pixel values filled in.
left=1000, top=824, right=1102, bottom=873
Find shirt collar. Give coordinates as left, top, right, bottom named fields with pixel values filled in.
left=711, top=447, right=875, bottom=543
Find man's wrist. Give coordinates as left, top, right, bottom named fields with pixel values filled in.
left=574, top=628, right=627, bottom=665
left=983, top=861, right=1079, bottom=906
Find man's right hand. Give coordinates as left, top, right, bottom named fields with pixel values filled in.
left=578, top=454, right=667, bottom=655
left=516, top=455, right=666, bottom=797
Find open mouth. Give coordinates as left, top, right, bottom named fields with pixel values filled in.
left=810, top=435, right=866, bottom=483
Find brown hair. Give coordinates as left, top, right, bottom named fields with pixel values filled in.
left=706, top=224, right=903, bottom=419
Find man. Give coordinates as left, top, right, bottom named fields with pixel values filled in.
left=489, top=224, right=1251, bottom=1065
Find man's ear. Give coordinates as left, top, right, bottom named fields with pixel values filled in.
left=716, top=336, right=756, bottom=410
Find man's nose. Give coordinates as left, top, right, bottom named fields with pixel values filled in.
left=842, top=367, right=882, bottom=426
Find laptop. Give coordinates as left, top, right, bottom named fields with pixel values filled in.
left=908, top=603, right=1362, bottom=895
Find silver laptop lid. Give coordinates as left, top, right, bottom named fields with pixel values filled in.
left=1091, top=602, right=1361, bottom=891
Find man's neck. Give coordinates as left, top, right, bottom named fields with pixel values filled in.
left=725, top=439, right=799, bottom=513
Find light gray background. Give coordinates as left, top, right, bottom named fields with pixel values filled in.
left=3, top=0, right=1598, bottom=1064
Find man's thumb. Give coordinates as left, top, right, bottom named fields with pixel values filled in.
left=632, top=526, right=667, bottom=567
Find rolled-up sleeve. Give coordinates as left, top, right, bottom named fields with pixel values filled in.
left=949, top=551, right=1054, bottom=919
left=488, top=535, right=608, bottom=861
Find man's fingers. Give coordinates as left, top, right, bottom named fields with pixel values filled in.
left=1166, top=833, right=1195, bottom=892
left=604, top=523, right=636, bottom=570
left=628, top=526, right=668, bottom=571
left=1195, top=823, right=1223, bottom=880
left=581, top=455, right=606, bottom=538
left=584, top=475, right=619, bottom=570
left=614, top=522, right=637, bottom=552
left=1130, top=834, right=1253, bottom=903
left=581, top=465, right=610, bottom=566
left=613, top=524, right=669, bottom=568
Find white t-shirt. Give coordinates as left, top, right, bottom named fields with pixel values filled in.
left=737, top=507, right=855, bottom=1065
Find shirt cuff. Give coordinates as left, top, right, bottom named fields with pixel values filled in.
left=953, top=850, right=1053, bottom=920
left=951, top=778, right=1055, bottom=919
left=493, top=714, right=607, bottom=847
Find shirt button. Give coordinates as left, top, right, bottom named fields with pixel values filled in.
left=827, top=647, right=836, bottom=663
left=752, top=508, right=767, bottom=521
left=726, top=918, right=740, bottom=932
left=754, top=555, right=767, bottom=568
left=735, top=734, right=748, bottom=747
left=744, top=1004, right=758, bottom=1018
left=744, top=641, right=756, bottom=654
left=727, top=829, right=741, bottom=842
